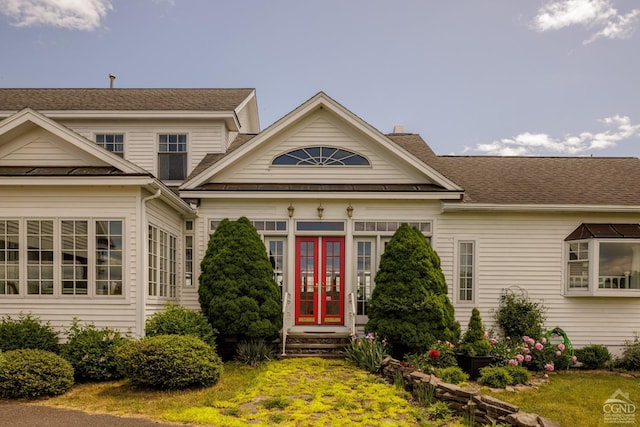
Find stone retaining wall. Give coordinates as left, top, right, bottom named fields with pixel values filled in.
left=380, top=357, right=560, bottom=427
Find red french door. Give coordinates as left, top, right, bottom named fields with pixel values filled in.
left=295, top=236, right=345, bottom=325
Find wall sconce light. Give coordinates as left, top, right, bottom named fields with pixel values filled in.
left=287, top=203, right=295, bottom=218
left=317, top=204, right=324, bottom=218
left=346, top=204, right=354, bottom=218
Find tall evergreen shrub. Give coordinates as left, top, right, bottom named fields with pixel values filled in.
left=365, top=224, right=460, bottom=358
left=198, top=217, right=282, bottom=346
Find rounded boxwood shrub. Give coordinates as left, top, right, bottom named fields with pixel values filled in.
left=575, top=344, right=611, bottom=370
left=145, top=303, right=217, bottom=348
left=435, top=366, right=469, bottom=385
left=0, top=313, right=59, bottom=353
left=0, top=349, right=74, bottom=398
left=505, top=365, right=531, bottom=385
left=117, top=334, right=223, bottom=390
left=477, top=366, right=512, bottom=388
left=493, top=289, right=546, bottom=341
left=61, top=319, right=129, bottom=382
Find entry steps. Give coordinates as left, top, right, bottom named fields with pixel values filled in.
left=281, top=331, right=352, bottom=359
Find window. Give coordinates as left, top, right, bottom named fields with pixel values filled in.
left=565, top=223, right=640, bottom=296
left=1, top=219, right=122, bottom=297
left=27, top=220, right=54, bottom=295
left=272, top=147, right=369, bottom=166
left=148, top=225, right=177, bottom=299
left=95, top=220, right=122, bottom=295
left=158, top=134, right=187, bottom=180
left=61, top=220, right=88, bottom=295
left=95, top=134, right=124, bottom=157
left=184, top=220, right=194, bottom=287
left=458, top=241, right=475, bottom=302
left=265, top=238, right=286, bottom=299
left=0, top=220, right=19, bottom=295
left=356, top=240, right=373, bottom=315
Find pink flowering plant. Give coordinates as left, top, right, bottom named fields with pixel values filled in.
left=488, top=333, right=575, bottom=372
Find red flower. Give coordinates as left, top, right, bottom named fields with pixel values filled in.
left=428, top=349, right=440, bottom=359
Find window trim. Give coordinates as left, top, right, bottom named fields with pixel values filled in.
left=157, top=133, right=188, bottom=182
left=94, top=133, right=125, bottom=157
left=271, top=146, right=370, bottom=167
left=0, top=218, right=125, bottom=299
left=454, top=239, right=476, bottom=304
left=148, top=224, right=178, bottom=300
left=564, top=237, right=640, bottom=297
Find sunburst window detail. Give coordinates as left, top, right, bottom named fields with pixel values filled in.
left=272, top=147, right=370, bottom=166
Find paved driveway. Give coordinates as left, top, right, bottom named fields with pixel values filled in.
left=0, top=401, right=191, bottom=427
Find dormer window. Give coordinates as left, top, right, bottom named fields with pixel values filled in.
left=158, top=134, right=187, bottom=181
left=272, top=147, right=369, bottom=166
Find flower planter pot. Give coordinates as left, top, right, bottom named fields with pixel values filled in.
left=455, top=354, right=494, bottom=379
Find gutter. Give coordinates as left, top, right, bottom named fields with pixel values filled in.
left=137, top=189, right=162, bottom=337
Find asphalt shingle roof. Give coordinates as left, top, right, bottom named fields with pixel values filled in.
left=0, top=88, right=254, bottom=111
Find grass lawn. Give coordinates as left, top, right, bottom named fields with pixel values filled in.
left=35, top=358, right=430, bottom=426
left=485, top=370, right=640, bottom=427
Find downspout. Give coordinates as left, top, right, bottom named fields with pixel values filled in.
left=137, top=188, right=162, bottom=337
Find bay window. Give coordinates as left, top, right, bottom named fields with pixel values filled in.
left=565, top=224, right=640, bottom=296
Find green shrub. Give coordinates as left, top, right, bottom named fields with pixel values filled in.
left=617, top=338, right=640, bottom=371
left=458, top=308, right=491, bottom=356
left=145, top=303, right=217, bottom=348
left=199, top=218, right=282, bottom=346
left=0, top=313, right=59, bottom=353
left=435, top=366, right=468, bottom=385
left=117, top=334, right=223, bottom=390
left=505, top=365, right=531, bottom=385
left=0, top=349, right=74, bottom=398
left=575, top=344, right=611, bottom=370
left=366, top=224, right=460, bottom=358
left=235, top=339, right=275, bottom=366
left=427, top=401, right=452, bottom=420
left=406, top=340, right=458, bottom=372
left=344, top=333, right=389, bottom=374
left=60, top=319, right=129, bottom=382
left=493, top=289, right=546, bottom=341
left=477, top=366, right=513, bottom=388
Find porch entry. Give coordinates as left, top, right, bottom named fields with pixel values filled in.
left=295, top=236, right=345, bottom=325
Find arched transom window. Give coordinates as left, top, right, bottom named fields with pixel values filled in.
left=272, top=147, right=370, bottom=166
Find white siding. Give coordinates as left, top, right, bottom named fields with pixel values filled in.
left=437, top=211, right=640, bottom=353
left=213, top=111, right=427, bottom=184
left=0, top=128, right=108, bottom=167
left=60, top=119, right=226, bottom=178
left=0, top=186, right=140, bottom=336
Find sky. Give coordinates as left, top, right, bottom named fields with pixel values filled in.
left=1, top=0, right=639, bottom=157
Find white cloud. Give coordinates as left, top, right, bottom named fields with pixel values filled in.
left=0, top=0, right=112, bottom=31
left=467, top=115, right=640, bottom=156
left=532, top=0, right=640, bottom=43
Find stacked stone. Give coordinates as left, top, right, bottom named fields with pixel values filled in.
left=378, top=357, right=560, bottom=427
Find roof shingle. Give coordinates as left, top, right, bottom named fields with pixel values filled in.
left=0, top=88, right=254, bottom=111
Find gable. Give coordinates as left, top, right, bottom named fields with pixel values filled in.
left=211, top=111, right=428, bottom=184
left=182, top=92, right=462, bottom=193
left=0, top=108, right=147, bottom=174
left=0, top=127, right=109, bottom=167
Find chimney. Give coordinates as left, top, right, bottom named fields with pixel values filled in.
left=392, top=125, right=405, bottom=134
left=109, top=73, right=116, bottom=89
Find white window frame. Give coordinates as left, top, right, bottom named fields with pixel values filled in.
left=148, top=224, right=177, bottom=300
left=454, top=239, right=476, bottom=304
left=95, top=133, right=125, bottom=157
left=157, top=133, right=188, bottom=182
left=0, top=218, right=124, bottom=298
left=565, top=238, right=640, bottom=297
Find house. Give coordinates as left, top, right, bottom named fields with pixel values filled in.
left=1, top=88, right=639, bottom=354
